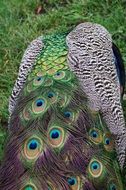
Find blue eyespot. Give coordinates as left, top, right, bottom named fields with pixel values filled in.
left=89, top=159, right=102, bottom=177
left=48, top=92, right=54, bottom=98
left=67, top=177, right=77, bottom=186
left=64, top=111, right=71, bottom=118
left=25, top=186, right=34, bottom=190
left=105, top=138, right=110, bottom=145
left=48, top=127, right=64, bottom=148
left=110, top=184, right=116, bottom=190
left=91, top=161, right=100, bottom=170
left=33, top=76, right=44, bottom=86
left=28, top=139, right=38, bottom=150
left=89, top=129, right=102, bottom=144
left=56, top=72, right=60, bottom=76
left=37, top=76, right=42, bottom=81
left=91, top=130, right=98, bottom=138
left=53, top=71, right=65, bottom=80
left=36, top=99, right=44, bottom=107
left=50, top=129, right=60, bottom=139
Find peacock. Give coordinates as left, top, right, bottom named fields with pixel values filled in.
left=0, top=22, right=126, bottom=189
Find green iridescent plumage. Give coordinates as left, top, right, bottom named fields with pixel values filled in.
left=0, top=26, right=125, bottom=190
left=32, top=33, right=68, bottom=77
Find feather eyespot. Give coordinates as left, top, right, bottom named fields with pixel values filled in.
left=64, top=110, right=78, bottom=123
left=64, top=111, right=74, bottom=123
left=48, top=127, right=65, bottom=148
left=64, top=111, right=72, bottom=118
left=48, top=187, right=51, bottom=190
left=108, top=180, right=118, bottom=190
left=32, top=98, right=47, bottom=114
left=50, top=129, right=60, bottom=139
left=47, top=92, right=58, bottom=104
left=53, top=70, right=73, bottom=82
left=67, top=176, right=80, bottom=190
left=109, top=184, right=117, bottom=190
left=22, top=137, right=43, bottom=161
left=104, top=138, right=110, bottom=145
left=88, top=159, right=103, bottom=178
left=68, top=177, right=77, bottom=185
left=28, top=139, right=38, bottom=150
left=89, top=129, right=102, bottom=144
left=24, top=185, right=34, bottom=190
left=53, top=71, right=65, bottom=80
left=22, top=183, right=37, bottom=190
left=33, top=76, right=44, bottom=86
left=36, top=99, right=44, bottom=106
left=103, top=133, right=114, bottom=152
left=48, top=92, right=54, bottom=98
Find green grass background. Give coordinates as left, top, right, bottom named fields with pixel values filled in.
left=0, top=0, right=126, bottom=159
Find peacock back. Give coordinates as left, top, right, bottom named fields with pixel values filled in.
left=0, top=23, right=125, bottom=190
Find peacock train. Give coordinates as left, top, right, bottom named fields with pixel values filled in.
left=0, top=22, right=126, bottom=190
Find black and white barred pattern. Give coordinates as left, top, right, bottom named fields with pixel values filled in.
left=9, top=36, right=44, bottom=116
left=66, top=22, right=126, bottom=168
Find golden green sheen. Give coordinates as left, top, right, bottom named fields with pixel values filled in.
left=32, top=34, right=68, bottom=77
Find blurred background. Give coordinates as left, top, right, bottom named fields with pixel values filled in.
left=0, top=0, right=126, bottom=160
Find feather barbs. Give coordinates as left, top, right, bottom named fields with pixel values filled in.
left=44, top=77, right=54, bottom=86
left=47, top=182, right=56, bottom=190
left=58, top=94, right=71, bottom=108
left=22, top=106, right=31, bottom=121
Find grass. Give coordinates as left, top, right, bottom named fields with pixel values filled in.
left=0, top=0, right=126, bottom=159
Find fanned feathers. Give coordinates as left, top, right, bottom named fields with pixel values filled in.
left=0, top=22, right=125, bottom=189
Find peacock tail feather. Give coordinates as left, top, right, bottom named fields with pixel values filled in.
left=0, top=23, right=125, bottom=189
